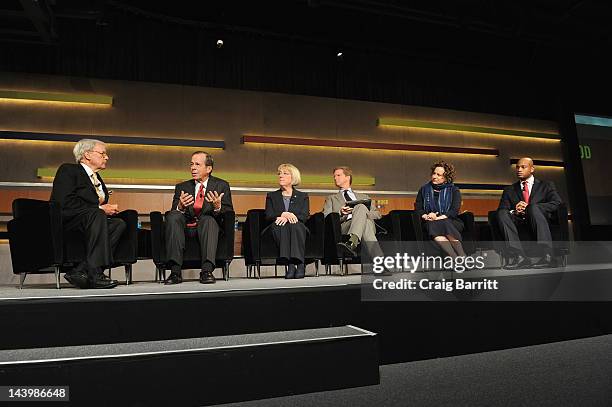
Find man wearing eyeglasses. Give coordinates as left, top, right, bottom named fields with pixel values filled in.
left=50, top=138, right=126, bottom=289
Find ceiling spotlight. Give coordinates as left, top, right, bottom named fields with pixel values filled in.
left=337, top=51, right=343, bottom=58
left=216, top=39, right=224, bottom=48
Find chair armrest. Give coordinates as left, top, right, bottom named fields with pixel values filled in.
left=458, top=211, right=476, bottom=254
left=243, top=209, right=266, bottom=264
left=9, top=199, right=63, bottom=272
left=149, top=211, right=165, bottom=264
left=555, top=203, right=569, bottom=242
left=323, top=212, right=343, bottom=261
left=219, top=210, right=236, bottom=259
left=114, top=209, right=138, bottom=263
left=305, top=212, right=325, bottom=259
left=458, top=211, right=475, bottom=240
left=374, top=213, right=392, bottom=240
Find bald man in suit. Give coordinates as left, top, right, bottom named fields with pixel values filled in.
left=496, top=157, right=562, bottom=269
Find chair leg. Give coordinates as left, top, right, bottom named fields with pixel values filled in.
left=224, top=260, right=230, bottom=281
left=275, top=264, right=278, bottom=277
left=55, top=267, right=60, bottom=289
left=256, top=261, right=261, bottom=279
left=247, top=265, right=251, bottom=278
left=315, top=260, right=320, bottom=277
left=124, top=264, right=132, bottom=285
left=339, top=258, right=344, bottom=276
left=325, top=264, right=330, bottom=275
left=156, top=266, right=166, bottom=283
left=108, top=268, right=112, bottom=280
left=19, top=272, right=27, bottom=289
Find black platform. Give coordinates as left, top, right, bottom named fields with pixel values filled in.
left=2, top=271, right=612, bottom=405
left=0, top=325, right=379, bottom=406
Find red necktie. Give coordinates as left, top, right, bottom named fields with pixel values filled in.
left=522, top=181, right=530, bottom=204
left=193, top=182, right=205, bottom=218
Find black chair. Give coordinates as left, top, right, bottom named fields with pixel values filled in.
left=390, top=209, right=477, bottom=256
left=8, top=198, right=139, bottom=288
left=487, top=203, right=569, bottom=266
left=322, top=212, right=395, bottom=275
left=149, top=210, right=235, bottom=281
left=242, top=209, right=324, bottom=278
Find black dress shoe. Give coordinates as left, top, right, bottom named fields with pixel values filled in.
left=503, top=254, right=531, bottom=270
left=89, top=276, right=119, bottom=289
left=199, top=271, right=216, bottom=284
left=64, top=271, right=90, bottom=289
left=285, top=264, right=296, bottom=279
left=294, top=264, right=305, bottom=279
left=97, top=273, right=112, bottom=281
left=337, top=241, right=358, bottom=257
left=164, top=273, right=183, bottom=285
left=532, top=254, right=558, bottom=269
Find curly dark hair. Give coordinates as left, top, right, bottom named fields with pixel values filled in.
left=430, top=161, right=456, bottom=183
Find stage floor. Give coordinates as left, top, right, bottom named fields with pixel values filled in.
left=2, top=261, right=612, bottom=301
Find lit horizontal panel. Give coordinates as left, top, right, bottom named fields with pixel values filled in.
left=241, top=135, right=498, bottom=156
left=36, top=168, right=376, bottom=187
left=377, top=118, right=560, bottom=140
left=0, top=131, right=225, bottom=149
left=509, top=158, right=564, bottom=167
left=574, top=114, right=612, bottom=127
left=0, top=90, right=112, bottom=105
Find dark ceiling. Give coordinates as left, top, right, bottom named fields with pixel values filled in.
left=1, top=1, right=611, bottom=118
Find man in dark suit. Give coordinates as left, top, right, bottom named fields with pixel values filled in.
left=164, top=151, right=233, bottom=284
left=496, top=157, right=562, bottom=269
left=50, top=139, right=125, bottom=288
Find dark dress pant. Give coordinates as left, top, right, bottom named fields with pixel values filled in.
left=63, top=208, right=126, bottom=274
left=497, top=205, right=552, bottom=255
left=165, top=210, right=220, bottom=267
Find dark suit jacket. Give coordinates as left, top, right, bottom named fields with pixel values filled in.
left=265, top=189, right=309, bottom=223
left=50, top=163, right=109, bottom=220
left=171, top=175, right=233, bottom=223
left=498, top=178, right=562, bottom=215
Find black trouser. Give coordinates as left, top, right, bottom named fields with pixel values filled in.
left=266, top=222, right=308, bottom=263
left=497, top=204, right=552, bottom=256
left=165, top=211, right=220, bottom=268
left=63, top=208, right=126, bottom=275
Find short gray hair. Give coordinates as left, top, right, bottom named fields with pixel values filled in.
left=277, top=163, right=301, bottom=186
left=73, top=139, right=105, bottom=163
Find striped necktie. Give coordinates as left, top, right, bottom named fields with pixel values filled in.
left=91, top=173, right=105, bottom=204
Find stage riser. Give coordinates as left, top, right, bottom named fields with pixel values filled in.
left=2, top=287, right=612, bottom=364
left=0, top=336, right=379, bottom=406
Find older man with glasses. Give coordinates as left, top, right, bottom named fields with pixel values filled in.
left=50, top=138, right=127, bottom=289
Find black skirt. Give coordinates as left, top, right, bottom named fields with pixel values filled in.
left=422, top=218, right=464, bottom=241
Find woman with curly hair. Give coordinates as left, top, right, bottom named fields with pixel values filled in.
left=415, top=161, right=466, bottom=257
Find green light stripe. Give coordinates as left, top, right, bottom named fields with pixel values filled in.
left=377, top=118, right=560, bottom=139
left=37, top=168, right=375, bottom=186
left=0, top=90, right=113, bottom=105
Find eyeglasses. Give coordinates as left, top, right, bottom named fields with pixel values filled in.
left=90, top=150, right=109, bottom=158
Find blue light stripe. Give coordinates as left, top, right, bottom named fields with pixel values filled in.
left=574, top=114, right=612, bottom=128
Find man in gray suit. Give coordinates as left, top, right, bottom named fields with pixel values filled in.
left=323, top=166, right=381, bottom=256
